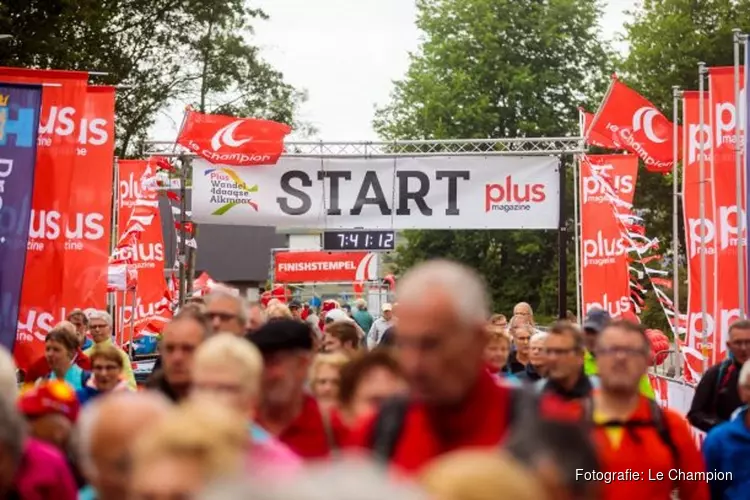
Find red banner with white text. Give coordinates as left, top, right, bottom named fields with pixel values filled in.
left=0, top=68, right=89, bottom=370
left=274, top=251, right=379, bottom=283
left=580, top=155, right=639, bottom=318
left=708, top=67, right=746, bottom=365
left=682, top=91, right=718, bottom=381
left=117, top=159, right=172, bottom=340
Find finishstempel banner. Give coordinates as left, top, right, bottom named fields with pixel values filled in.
left=0, top=68, right=89, bottom=370
left=274, top=251, right=379, bottom=283
left=191, top=156, right=560, bottom=230
left=117, top=159, right=171, bottom=339
left=0, top=84, right=42, bottom=352
left=580, top=155, right=639, bottom=318
left=682, top=91, right=717, bottom=382
left=708, top=67, right=745, bottom=365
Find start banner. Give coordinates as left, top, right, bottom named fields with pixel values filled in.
left=191, top=156, right=560, bottom=230
left=580, top=155, right=639, bottom=318
left=274, top=251, right=378, bottom=283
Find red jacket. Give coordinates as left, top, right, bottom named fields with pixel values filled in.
left=592, top=395, right=709, bottom=500
left=264, top=394, right=333, bottom=460
left=25, top=348, right=91, bottom=382
left=348, top=370, right=517, bottom=474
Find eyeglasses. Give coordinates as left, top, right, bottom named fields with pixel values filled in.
left=730, top=339, right=750, bottom=348
left=546, top=347, right=576, bottom=357
left=89, top=324, right=108, bottom=331
left=596, top=346, right=647, bottom=358
left=93, top=364, right=120, bottom=372
left=206, top=312, right=238, bottom=322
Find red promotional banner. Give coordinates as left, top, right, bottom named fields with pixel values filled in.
left=0, top=68, right=89, bottom=370
left=682, top=91, right=718, bottom=381
left=274, top=251, right=378, bottom=283
left=580, top=155, right=639, bottom=318
left=708, top=67, right=746, bottom=365
left=117, top=159, right=172, bottom=340
left=588, top=76, right=680, bottom=173
left=580, top=108, right=618, bottom=149
left=62, top=86, right=115, bottom=309
left=176, top=110, right=291, bottom=166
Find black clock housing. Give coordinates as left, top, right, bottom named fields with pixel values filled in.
left=323, top=230, right=395, bottom=251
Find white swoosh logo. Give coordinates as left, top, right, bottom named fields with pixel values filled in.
left=210, top=121, right=253, bottom=151
left=632, top=107, right=666, bottom=144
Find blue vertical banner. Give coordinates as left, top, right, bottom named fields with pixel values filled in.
left=0, top=83, right=42, bottom=352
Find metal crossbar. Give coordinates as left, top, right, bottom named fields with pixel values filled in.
left=143, top=137, right=585, bottom=157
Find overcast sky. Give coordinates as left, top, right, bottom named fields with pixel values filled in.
left=154, top=0, right=635, bottom=142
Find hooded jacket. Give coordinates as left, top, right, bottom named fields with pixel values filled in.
left=702, top=406, right=750, bottom=500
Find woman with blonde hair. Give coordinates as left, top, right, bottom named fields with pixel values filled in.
left=76, top=343, right=133, bottom=405
left=266, top=302, right=293, bottom=320
left=309, top=352, right=350, bottom=412
left=130, top=402, right=249, bottom=500
left=420, top=450, right=548, bottom=500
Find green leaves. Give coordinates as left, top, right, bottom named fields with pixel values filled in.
left=377, top=0, right=610, bottom=317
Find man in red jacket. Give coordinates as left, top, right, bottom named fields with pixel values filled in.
left=349, top=259, right=543, bottom=473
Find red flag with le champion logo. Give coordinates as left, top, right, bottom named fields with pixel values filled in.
left=587, top=75, right=681, bottom=174
left=176, top=109, right=291, bottom=166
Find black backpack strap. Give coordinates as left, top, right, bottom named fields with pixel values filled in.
left=648, top=399, right=679, bottom=466
left=369, top=397, right=409, bottom=462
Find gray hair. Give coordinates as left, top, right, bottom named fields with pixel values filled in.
left=75, top=391, right=172, bottom=478
left=0, top=346, right=17, bottom=402
left=395, top=259, right=490, bottom=325
left=198, top=458, right=427, bottom=500
left=87, top=309, right=113, bottom=327
left=0, top=396, right=26, bottom=469
left=530, top=331, right=549, bottom=344
left=510, top=323, right=535, bottom=338
left=205, top=287, right=248, bottom=325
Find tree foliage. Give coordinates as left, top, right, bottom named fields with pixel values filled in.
left=0, top=0, right=307, bottom=156
left=375, top=0, right=612, bottom=317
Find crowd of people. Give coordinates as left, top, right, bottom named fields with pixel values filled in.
left=0, top=258, right=748, bottom=499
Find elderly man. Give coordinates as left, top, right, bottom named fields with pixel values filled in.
left=366, top=303, right=394, bottom=349
left=349, top=259, right=560, bottom=473
left=84, top=311, right=136, bottom=390
left=205, top=287, right=248, bottom=336
left=77, top=392, right=172, bottom=500
left=146, top=311, right=210, bottom=402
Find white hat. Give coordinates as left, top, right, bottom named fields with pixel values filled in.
left=325, top=309, right=351, bottom=324
left=381, top=303, right=393, bottom=312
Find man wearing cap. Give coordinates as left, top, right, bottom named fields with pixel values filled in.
left=367, top=303, right=394, bottom=349
left=582, top=308, right=655, bottom=399
left=352, top=299, right=374, bottom=334
left=249, top=319, right=336, bottom=459
left=288, top=300, right=303, bottom=321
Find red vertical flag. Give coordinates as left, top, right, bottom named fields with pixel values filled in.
left=588, top=76, right=680, bottom=173
left=0, top=68, right=89, bottom=371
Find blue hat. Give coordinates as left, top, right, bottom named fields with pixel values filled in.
left=582, top=308, right=611, bottom=334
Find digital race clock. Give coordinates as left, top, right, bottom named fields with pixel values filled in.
left=323, top=230, right=396, bottom=251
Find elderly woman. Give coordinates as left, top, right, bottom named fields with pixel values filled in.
left=76, top=343, right=134, bottom=405
left=37, top=325, right=91, bottom=391
left=24, top=321, right=91, bottom=384
left=191, top=333, right=300, bottom=470
left=130, top=402, right=248, bottom=500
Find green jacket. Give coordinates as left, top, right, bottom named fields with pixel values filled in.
left=583, top=350, right=655, bottom=399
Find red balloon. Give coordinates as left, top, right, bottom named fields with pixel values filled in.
left=646, top=329, right=670, bottom=366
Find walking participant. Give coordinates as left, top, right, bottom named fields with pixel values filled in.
left=517, top=331, right=548, bottom=383
left=83, top=311, right=136, bottom=390
left=366, top=303, right=394, bottom=348
left=349, top=259, right=562, bottom=473
left=249, top=319, right=337, bottom=459
left=586, top=320, right=708, bottom=500
left=688, top=320, right=750, bottom=432
left=537, top=322, right=598, bottom=402
left=204, top=287, right=247, bottom=336
left=702, top=360, right=750, bottom=499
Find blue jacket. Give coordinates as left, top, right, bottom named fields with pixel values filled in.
left=703, top=406, right=750, bottom=499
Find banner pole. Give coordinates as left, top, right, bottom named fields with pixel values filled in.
left=698, top=62, right=710, bottom=376
left=177, top=154, right=188, bottom=306
left=129, top=287, right=136, bottom=359
left=734, top=29, right=746, bottom=319
left=573, top=155, right=582, bottom=322
left=557, top=156, right=568, bottom=319
left=672, top=86, right=681, bottom=333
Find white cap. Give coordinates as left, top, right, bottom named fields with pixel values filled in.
left=381, top=303, right=393, bottom=312
left=325, top=309, right=351, bottom=323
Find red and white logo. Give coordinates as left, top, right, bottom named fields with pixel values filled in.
left=484, top=176, right=546, bottom=212
left=583, top=232, right=626, bottom=267
left=211, top=121, right=253, bottom=151
left=632, top=107, right=667, bottom=144
left=274, top=251, right=378, bottom=283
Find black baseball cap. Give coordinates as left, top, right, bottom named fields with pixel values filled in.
left=247, top=319, right=313, bottom=355
left=582, top=309, right=611, bottom=334
left=288, top=300, right=302, bottom=310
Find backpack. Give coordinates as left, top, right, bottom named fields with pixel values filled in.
left=369, top=386, right=538, bottom=462
left=715, top=358, right=735, bottom=394
left=581, top=397, right=679, bottom=466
